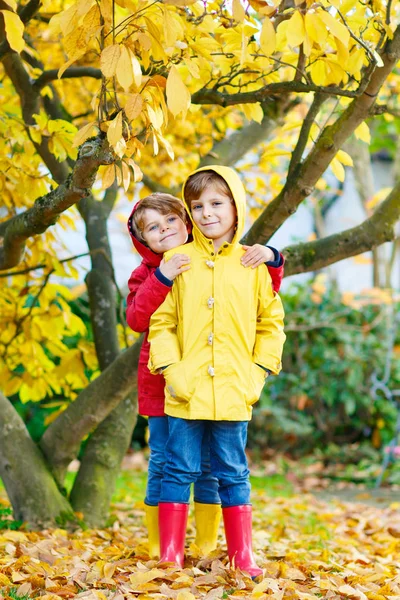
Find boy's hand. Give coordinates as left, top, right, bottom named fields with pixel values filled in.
left=159, top=254, right=191, bottom=280
left=241, top=244, right=274, bottom=268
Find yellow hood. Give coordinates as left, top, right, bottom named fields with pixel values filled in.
left=182, top=165, right=246, bottom=248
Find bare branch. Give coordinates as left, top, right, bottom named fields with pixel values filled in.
left=283, top=180, right=400, bottom=276
left=191, top=81, right=360, bottom=107
left=0, top=137, right=114, bottom=270
left=33, top=67, right=102, bottom=90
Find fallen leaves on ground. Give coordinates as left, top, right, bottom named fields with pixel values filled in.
left=1, top=493, right=400, bottom=599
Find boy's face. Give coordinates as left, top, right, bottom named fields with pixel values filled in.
left=190, top=185, right=237, bottom=249
left=140, top=208, right=188, bottom=254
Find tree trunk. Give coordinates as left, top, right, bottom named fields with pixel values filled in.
left=69, top=394, right=137, bottom=526
left=70, top=195, right=138, bottom=526
left=0, top=392, right=72, bottom=528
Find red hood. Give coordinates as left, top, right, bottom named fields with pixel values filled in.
left=127, top=201, right=162, bottom=268
left=127, top=200, right=192, bottom=266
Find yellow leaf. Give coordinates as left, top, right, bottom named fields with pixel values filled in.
left=330, top=157, right=345, bottom=182
left=176, top=593, right=195, bottom=600
left=163, top=6, right=177, bottom=47
left=1, top=10, right=25, bottom=53
left=304, top=12, right=328, bottom=46
left=116, top=45, right=134, bottom=91
left=58, top=53, right=85, bottom=79
left=286, top=10, right=305, bottom=47
left=130, top=569, right=165, bottom=588
left=127, top=158, right=143, bottom=182
left=125, top=93, right=143, bottom=121
left=100, top=44, right=121, bottom=78
left=166, top=65, right=191, bottom=118
left=310, top=59, right=327, bottom=86
left=260, top=16, right=276, bottom=56
left=101, top=164, right=115, bottom=189
left=121, top=161, right=130, bottom=191
left=354, top=121, right=370, bottom=144
left=156, top=132, right=174, bottom=160
left=73, top=122, right=98, bottom=147
left=129, top=49, right=142, bottom=88
left=232, top=0, right=246, bottom=23
left=163, top=0, right=196, bottom=4
left=319, top=10, right=350, bottom=46
left=2, top=0, right=16, bottom=9
left=107, top=111, right=123, bottom=147
left=336, top=149, right=353, bottom=167
left=242, top=102, right=264, bottom=124
left=365, top=187, right=391, bottom=210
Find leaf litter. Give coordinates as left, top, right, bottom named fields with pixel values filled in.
left=1, top=493, right=400, bottom=600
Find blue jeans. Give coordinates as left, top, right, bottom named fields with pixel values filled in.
left=160, top=417, right=251, bottom=507
left=145, top=416, right=220, bottom=506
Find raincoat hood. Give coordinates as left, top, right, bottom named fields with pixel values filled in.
left=127, top=201, right=162, bottom=268
left=182, top=165, right=246, bottom=250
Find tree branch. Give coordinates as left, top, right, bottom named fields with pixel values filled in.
left=33, top=67, right=102, bottom=90
left=0, top=136, right=114, bottom=270
left=191, top=81, right=361, bottom=107
left=242, top=25, right=400, bottom=245
left=283, top=180, right=400, bottom=276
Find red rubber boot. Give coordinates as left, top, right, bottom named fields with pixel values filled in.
left=158, top=503, right=189, bottom=568
left=223, top=505, right=263, bottom=579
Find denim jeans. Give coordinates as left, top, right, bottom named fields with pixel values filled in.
left=145, top=416, right=220, bottom=506
left=160, top=417, right=251, bottom=507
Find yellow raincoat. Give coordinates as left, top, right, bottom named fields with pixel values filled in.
left=148, top=165, right=285, bottom=421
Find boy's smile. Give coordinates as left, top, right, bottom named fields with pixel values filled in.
left=190, top=186, right=237, bottom=252
left=141, top=208, right=188, bottom=254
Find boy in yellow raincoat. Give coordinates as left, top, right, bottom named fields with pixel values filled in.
left=148, top=166, right=285, bottom=578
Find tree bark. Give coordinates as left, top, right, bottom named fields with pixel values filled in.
left=283, top=178, right=400, bottom=275
left=0, top=137, right=114, bottom=270
left=0, top=392, right=72, bottom=528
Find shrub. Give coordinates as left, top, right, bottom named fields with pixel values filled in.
left=248, top=280, right=400, bottom=455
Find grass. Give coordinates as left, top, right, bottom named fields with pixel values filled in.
left=0, top=468, right=293, bottom=514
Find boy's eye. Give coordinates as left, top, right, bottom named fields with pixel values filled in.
left=213, top=201, right=222, bottom=206
left=149, top=224, right=158, bottom=231
left=168, top=216, right=177, bottom=222
left=192, top=204, right=202, bottom=210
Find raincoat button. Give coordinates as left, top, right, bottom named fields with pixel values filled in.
left=208, top=333, right=214, bottom=345
left=205, top=260, right=215, bottom=268
left=207, top=297, right=214, bottom=308
left=208, top=365, right=215, bottom=376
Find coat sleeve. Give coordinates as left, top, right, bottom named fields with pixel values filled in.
left=148, top=282, right=181, bottom=372
left=253, top=268, right=286, bottom=375
left=126, top=264, right=173, bottom=333
left=266, top=252, right=285, bottom=293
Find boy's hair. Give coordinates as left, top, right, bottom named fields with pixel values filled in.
left=184, top=170, right=233, bottom=205
left=132, top=193, right=187, bottom=240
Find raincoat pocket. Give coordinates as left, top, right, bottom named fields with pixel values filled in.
left=246, top=363, right=267, bottom=406
left=163, top=362, right=190, bottom=403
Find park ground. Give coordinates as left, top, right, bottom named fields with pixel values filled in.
left=1, top=452, right=400, bottom=600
